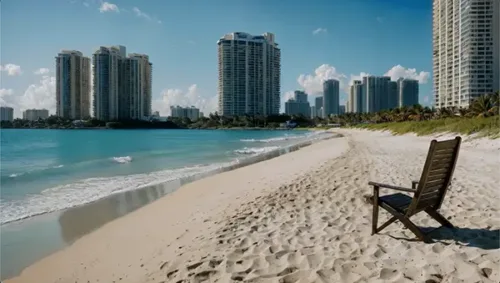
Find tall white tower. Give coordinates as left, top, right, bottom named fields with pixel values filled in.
left=217, top=32, right=281, bottom=116
left=433, top=0, right=499, bottom=108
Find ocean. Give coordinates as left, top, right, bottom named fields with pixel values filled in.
left=0, top=128, right=331, bottom=279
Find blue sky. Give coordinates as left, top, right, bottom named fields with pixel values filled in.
left=1, top=0, right=433, bottom=117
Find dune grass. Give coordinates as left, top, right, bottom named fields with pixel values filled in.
left=351, top=116, right=500, bottom=139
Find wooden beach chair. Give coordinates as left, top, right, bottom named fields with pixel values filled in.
left=369, top=136, right=461, bottom=242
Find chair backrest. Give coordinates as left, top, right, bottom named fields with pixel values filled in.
left=407, top=136, right=462, bottom=215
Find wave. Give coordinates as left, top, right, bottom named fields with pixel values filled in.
left=0, top=162, right=234, bottom=225
left=7, top=164, right=65, bottom=179
left=111, top=156, right=133, bottom=164
left=240, top=130, right=329, bottom=143
left=234, top=146, right=280, bottom=155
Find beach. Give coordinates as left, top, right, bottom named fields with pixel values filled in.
left=6, top=129, right=500, bottom=283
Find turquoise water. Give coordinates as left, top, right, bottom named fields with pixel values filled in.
left=0, top=129, right=327, bottom=225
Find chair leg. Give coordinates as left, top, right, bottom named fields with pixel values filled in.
left=372, top=186, right=379, bottom=235
left=426, top=209, right=454, bottom=228
left=377, top=216, right=397, bottom=233
left=381, top=204, right=429, bottom=242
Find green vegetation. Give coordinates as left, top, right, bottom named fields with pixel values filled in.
left=353, top=116, right=499, bottom=138
left=346, top=92, right=499, bottom=138
left=1, top=92, right=498, bottom=137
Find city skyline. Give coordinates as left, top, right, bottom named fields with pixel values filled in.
left=3, top=0, right=438, bottom=118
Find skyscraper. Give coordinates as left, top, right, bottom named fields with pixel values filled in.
left=388, top=81, right=398, bottom=109
left=285, top=90, right=310, bottom=116
left=433, top=0, right=499, bottom=108
left=362, top=76, right=391, bottom=113
left=398, top=78, right=419, bottom=107
left=55, top=50, right=91, bottom=119
left=93, top=46, right=152, bottom=121
left=0, top=106, right=14, bottom=121
left=323, top=79, right=339, bottom=117
left=93, top=46, right=121, bottom=121
left=217, top=32, right=281, bottom=116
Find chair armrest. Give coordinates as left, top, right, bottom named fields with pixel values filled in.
left=368, top=181, right=416, bottom=193
left=411, top=180, right=419, bottom=190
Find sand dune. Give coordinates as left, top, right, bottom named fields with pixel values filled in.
left=6, top=130, right=500, bottom=283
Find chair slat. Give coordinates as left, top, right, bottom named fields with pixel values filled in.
left=427, top=172, right=448, bottom=182
left=435, top=139, right=459, bottom=150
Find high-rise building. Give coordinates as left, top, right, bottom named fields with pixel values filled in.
left=363, top=76, right=391, bottom=113
left=93, top=46, right=152, bottom=121
left=433, top=0, right=499, bottom=108
left=119, top=54, right=152, bottom=120
left=170, top=106, right=200, bottom=121
left=0, top=106, right=14, bottom=121
left=55, top=50, right=91, bottom=119
left=398, top=78, right=419, bottom=107
left=285, top=90, right=310, bottom=116
left=23, top=109, right=49, bottom=121
left=314, top=96, right=323, bottom=117
left=388, top=81, right=399, bottom=109
left=93, top=46, right=121, bottom=121
left=348, top=80, right=364, bottom=113
left=323, top=79, right=339, bottom=117
left=217, top=32, right=281, bottom=116
left=339, top=105, right=346, bottom=115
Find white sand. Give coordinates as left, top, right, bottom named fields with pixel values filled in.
left=6, top=130, right=500, bottom=283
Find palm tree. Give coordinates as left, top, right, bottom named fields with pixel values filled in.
left=468, top=93, right=499, bottom=117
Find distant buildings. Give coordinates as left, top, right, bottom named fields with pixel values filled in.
left=217, top=32, right=281, bottom=116
left=339, top=105, right=346, bottom=115
left=313, top=96, right=323, bottom=118
left=285, top=91, right=310, bottom=116
left=346, top=76, right=420, bottom=113
left=0, top=106, right=14, bottom=121
left=93, top=45, right=152, bottom=121
left=23, top=109, right=49, bottom=121
left=55, top=50, right=91, bottom=119
left=322, top=79, right=339, bottom=117
left=170, top=106, right=201, bottom=121
left=432, top=0, right=499, bottom=108
left=397, top=78, right=419, bottom=107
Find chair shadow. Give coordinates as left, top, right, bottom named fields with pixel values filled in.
left=390, top=227, right=500, bottom=250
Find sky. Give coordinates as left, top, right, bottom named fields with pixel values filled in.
left=1, top=0, right=433, bottom=118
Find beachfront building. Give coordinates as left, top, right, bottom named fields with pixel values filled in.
left=339, top=105, right=346, bottom=115
left=314, top=96, right=323, bottom=118
left=348, top=80, right=363, bottom=113
left=347, top=76, right=420, bottom=113
left=217, top=32, right=281, bottom=116
left=0, top=106, right=14, bottom=121
left=323, top=79, right=339, bottom=117
left=432, top=0, right=500, bottom=108
left=170, top=106, right=201, bottom=121
left=23, top=109, right=49, bottom=121
left=93, top=46, right=152, bottom=121
left=55, top=50, right=91, bottom=119
left=397, top=78, right=419, bottom=107
left=285, top=91, right=310, bottom=116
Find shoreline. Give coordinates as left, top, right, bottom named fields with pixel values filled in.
left=5, top=135, right=350, bottom=283
left=6, top=130, right=499, bottom=282
left=1, top=132, right=339, bottom=280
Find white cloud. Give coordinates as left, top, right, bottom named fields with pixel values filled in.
left=0, top=89, right=15, bottom=107
left=312, top=28, right=327, bottom=35
left=34, top=68, right=50, bottom=75
left=153, top=84, right=217, bottom=116
left=0, top=64, right=22, bottom=76
left=384, top=65, right=430, bottom=84
left=297, top=64, right=347, bottom=95
left=99, top=2, right=119, bottom=13
left=0, top=76, right=56, bottom=117
left=132, top=7, right=161, bottom=23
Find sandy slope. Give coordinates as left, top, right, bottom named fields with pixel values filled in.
left=7, top=130, right=500, bottom=283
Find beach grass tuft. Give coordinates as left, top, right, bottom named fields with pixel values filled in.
left=350, top=116, right=500, bottom=138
